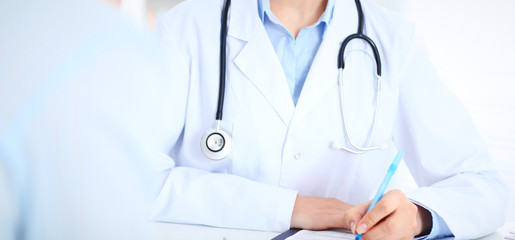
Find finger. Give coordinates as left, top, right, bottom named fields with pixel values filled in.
left=343, top=200, right=371, bottom=234
left=320, top=198, right=356, bottom=230
left=362, top=209, right=411, bottom=240
left=356, top=190, right=404, bottom=235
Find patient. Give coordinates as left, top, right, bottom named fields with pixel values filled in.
left=0, top=0, right=178, bottom=239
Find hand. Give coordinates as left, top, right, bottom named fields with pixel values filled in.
left=290, top=195, right=354, bottom=230
left=343, top=190, right=432, bottom=240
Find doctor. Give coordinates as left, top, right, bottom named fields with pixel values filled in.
left=151, top=0, right=508, bottom=239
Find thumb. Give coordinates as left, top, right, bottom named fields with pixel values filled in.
left=344, top=201, right=371, bottom=234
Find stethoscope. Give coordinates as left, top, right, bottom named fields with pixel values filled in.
left=201, top=0, right=386, bottom=160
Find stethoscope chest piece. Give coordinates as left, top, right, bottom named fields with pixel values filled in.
left=201, top=128, right=232, bottom=160
left=199, top=0, right=383, bottom=159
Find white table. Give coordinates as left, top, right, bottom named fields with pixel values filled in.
left=152, top=221, right=515, bottom=240
left=152, top=222, right=278, bottom=240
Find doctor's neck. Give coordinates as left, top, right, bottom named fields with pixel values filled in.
left=270, top=0, right=328, bottom=38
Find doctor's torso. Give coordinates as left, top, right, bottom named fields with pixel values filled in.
left=156, top=0, right=419, bottom=205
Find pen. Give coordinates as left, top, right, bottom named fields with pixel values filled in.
left=355, top=150, right=404, bottom=240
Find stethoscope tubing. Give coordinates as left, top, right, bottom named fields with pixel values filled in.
left=338, top=33, right=382, bottom=76
left=217, top=0, right=231, bottom=121
left=338, top=0, right=382, bottom=76
left=204, top=0, right=385, bottom=159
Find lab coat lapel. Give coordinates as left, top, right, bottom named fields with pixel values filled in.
left=295, top=0, right=358, bottom=119
left=228, top=0, right=294, bottom=126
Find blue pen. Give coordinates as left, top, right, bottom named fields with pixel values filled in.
left=355, top=150, right=404, bottom=240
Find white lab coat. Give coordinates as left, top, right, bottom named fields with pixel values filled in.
left=151, top=0, right=509, bottom=238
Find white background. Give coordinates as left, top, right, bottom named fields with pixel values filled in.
left=401, top=0, right=515, bottom=221
left=146, top=0, right=515, bottom=220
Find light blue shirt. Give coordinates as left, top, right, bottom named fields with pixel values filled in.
left=258, top=0, right=334, bottom=106
left=258, top=0, right=453, bottom=238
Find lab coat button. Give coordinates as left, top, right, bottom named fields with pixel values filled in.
left=293, top=153, right=301, bottom=160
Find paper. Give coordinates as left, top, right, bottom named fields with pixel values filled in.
left=286, top=228, right=355, bottom=240
left=505, top=231, right=515, bottom=240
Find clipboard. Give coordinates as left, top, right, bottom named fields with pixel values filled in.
left=271, top=229, right=301, bottom=240
left=271, top=228, right=356, bottom=240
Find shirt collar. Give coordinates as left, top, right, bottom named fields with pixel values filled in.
left=258, top=0, right=335, bottom=26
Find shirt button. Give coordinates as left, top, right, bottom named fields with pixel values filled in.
left=293, top=153, right=301, bottom=160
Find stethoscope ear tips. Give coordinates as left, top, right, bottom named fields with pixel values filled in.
left=330, top=141, right=388, bottom=153
left=331, top=141, right=343, bottom=150
left=201, top=128, right=232, bottom=160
